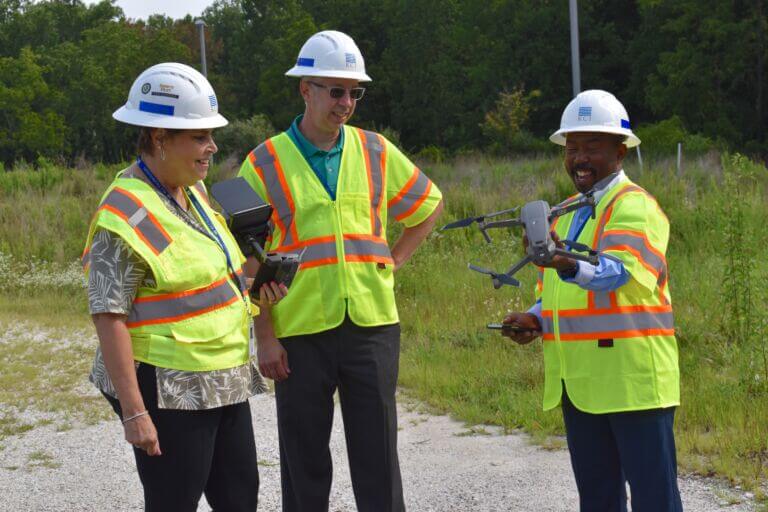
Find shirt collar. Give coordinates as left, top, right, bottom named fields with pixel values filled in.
left=289, top=115, right=344, bottom=156
left=586, top=169, right=626, bottom=205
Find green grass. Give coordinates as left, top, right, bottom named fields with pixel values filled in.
left=0, top=289, right=110, bottom=441
left=1, top=153, right=767, bottom=496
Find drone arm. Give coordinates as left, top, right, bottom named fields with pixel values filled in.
left=552, top=248, right=599, bottom=266
left=482, top=218, right=524, bottom=230
left=504, top=254, right=534, bottom=278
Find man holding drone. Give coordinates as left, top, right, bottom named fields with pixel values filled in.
left=502, top=90, right=682, bottom=512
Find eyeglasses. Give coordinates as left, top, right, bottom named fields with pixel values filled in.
left=306, top=81, right=366, bottom=101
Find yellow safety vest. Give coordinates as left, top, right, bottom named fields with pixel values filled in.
left=538, top=178, right=680, bottom=413
left=239, top=125, right=442, bottom=338
left=82, top=173, right=253, bottom=371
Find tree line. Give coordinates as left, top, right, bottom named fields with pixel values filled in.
left=0, top=0, right=766, bottom=166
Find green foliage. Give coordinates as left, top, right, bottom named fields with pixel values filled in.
left=635, top=116, right=716, bottom=155
left=0, top=0, right=767, bottom=160
left=481, top=88, right=550, bottom=155
left=0, top=47, right=67, bottom=162
left=413, top=146, right=446, bottom=165
left=213, top=114, right=277, bottom=160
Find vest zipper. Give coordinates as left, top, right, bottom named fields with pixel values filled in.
left=333, top=201, right=349, bottom=300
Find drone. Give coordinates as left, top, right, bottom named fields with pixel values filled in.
left=441, top=193, right=606, bottom=288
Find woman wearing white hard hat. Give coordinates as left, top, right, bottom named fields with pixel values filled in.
left=83, top=62, right=285, bottom=511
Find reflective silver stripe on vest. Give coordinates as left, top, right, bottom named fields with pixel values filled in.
left=102, top=189, right=171, bottom=254
left=541, top=315, right=554, bottom=334
left=599, top=233, right=665, bottom=275
left=300, top=241, right=338, bottom=264
left=250, top=143, right=296, bottom=247
left=343, top=238, right=393, bottom=260
left=360, top=130, right=386, bottom=237
left=557, top=310, right=674, bottom=337
left=128, top=278, right=239, bottom=327
left=389, top=169, right=430, bottom=220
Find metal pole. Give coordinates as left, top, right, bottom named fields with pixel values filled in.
left=636, top=146, right=644, bottom=174
left=677, top=142, right=682, bottom=175
left=195, top=19, right=207, bottom=77
left=569, top=0, right=581, bottom=97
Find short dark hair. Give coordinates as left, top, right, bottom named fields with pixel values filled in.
left=136, top=127, right=183, bottom=156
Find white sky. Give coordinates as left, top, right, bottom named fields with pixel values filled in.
left=86, top=0, right=216, bottom=20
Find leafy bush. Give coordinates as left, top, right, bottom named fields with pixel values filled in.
left=480, top=87, right=546, bottom=154
left=634, top=116, right=717, bottom=155
left=414, top=145, right=445, bottom=164
left=213, top=114, right=277, bottom=161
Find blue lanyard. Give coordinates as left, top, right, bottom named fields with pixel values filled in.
left=136, top=157, right=245, bottom=301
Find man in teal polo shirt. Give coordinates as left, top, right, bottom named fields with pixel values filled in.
left=240, top=30, right=444, bottom=512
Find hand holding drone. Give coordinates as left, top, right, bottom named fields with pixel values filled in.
left=441, top=192, right=609, bottom=288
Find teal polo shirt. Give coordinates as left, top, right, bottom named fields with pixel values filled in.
left=286, top=115, right=344, bottom=200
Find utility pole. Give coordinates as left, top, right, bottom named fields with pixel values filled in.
left=569, top=0, right=581, bottom=97
left=195, top=19, right=208, bottom=77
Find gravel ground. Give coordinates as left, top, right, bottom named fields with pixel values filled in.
left=0, top=392, right=757, bottom=512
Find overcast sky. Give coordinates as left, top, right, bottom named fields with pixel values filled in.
left=86, top=0, right=215, bottom=20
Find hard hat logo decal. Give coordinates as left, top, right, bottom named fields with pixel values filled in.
left=208, top=95, right=218, bottom=111
left=139, top=101, right=175, bottom=116
left=159, top=84, right=174, bottom=93
left=621, top=119, right=631, bottom=129
left=577, top=106, right=592, bottom=122
left=345, top=53, right=356, bottom=68
left=141, top=83, right=151, bottom=94
left=297, top=58, right=315, bottom=67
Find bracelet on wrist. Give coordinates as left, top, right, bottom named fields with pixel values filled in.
left=122, top=410, right=149, bottom=424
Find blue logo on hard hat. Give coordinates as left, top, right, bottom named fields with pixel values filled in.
left=208, top=95, right=218, bottom=111
left=577, top=106, right=592, bottom=121
left=345, top=53, right=356, bottom=68
left=139, top=101, right=175, bottom=116
left=621, top=119, right=631, bottom=129
left=297, top=58, right=315, bottom=67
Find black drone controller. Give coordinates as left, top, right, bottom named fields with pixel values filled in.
left=209, top=177, right=300, bottom=298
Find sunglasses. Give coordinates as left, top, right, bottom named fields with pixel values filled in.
left=306, top=80, right=366, bottom=101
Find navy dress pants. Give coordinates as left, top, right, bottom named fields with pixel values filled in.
left=561, top=390, right=683, bottom=512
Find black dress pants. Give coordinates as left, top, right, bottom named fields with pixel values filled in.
left=275, top=317, right=404, bottom=512
left=105, top=362, right=259, bottom=512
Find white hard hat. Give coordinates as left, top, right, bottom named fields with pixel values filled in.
left=112, top=62, right=228, bottom=129
left=285, top=30, right=372, bottom=82
left=550, top=89, right=640, bottom=148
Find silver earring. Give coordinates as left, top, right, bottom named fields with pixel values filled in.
left=160, top=146, right=166, bottom=161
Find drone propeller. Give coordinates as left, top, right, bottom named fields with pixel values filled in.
left=440, top=217, right=482, bottom=230
left=468, top=263, right=520, bottom=288
left=439, top=207, right=520, bottom=232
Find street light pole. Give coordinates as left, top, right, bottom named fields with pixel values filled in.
left=569, top=0, right=581, bottom=97
left=195, top=19, right=207, bottom=77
